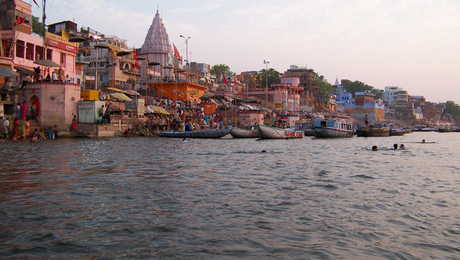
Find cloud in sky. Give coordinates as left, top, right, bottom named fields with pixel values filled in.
left=34, top=0, right=460, bottom=102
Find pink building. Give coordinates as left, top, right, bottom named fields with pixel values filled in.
left=0, top=0, right=80, bottom=129
left=246, top=76, right=301, bottom=114
left=1, top=0, right=78, bottom=80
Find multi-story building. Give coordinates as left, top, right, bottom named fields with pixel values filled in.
left=384, top=86, right=407, bottom=105
left=78, top=35, right=140, bottom=90
left=334, top=79, right=353, bottom=112
left=283, top=65, right=321, bottom=112
left=246, top=76, right=301, bottom=114
left=189, top=62, right=210, bottom=78
left=0, top=0, right=80, bottom=129
left=344, top=91, right=385, bottom=123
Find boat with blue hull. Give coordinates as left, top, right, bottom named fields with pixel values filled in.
left=160, top=128, right=232, bottom=138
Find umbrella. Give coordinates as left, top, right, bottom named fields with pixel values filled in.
left=107, top=87, right=129, bottom=94
left=68, top=36, right=87, bottom=43
left=94, top=44, right=110, bottom=49
left=110, top=93, right=132, bottom=102
left=151, top=105, right=170, bottom=115
left=125, top=90, right=140, bottom=96
left=0, top=67, right=17, bottom=77
left=117, top=50, right=131, bottom=56
left=34, top=59, right=60, bottom=67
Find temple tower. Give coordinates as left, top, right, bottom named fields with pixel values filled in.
left=140, top=10, right=174, bottom=82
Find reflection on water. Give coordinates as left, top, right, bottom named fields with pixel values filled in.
left=1, top=132, right=460, bottom=259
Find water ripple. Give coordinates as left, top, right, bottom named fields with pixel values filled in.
left=0, top=132, right=459, bottom=258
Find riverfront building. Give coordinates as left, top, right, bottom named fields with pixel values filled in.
left=0, top=0, right=80, bottom=128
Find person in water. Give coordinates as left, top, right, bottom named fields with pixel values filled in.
left=372, top=145, right=378, bottom=151
left=422, top=139, right=426, bottom=143
left=393, top=144, right=398, bottom=150
left=400, top=144, right=405, bottom=150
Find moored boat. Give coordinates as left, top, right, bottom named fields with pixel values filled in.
left=230, top=127, right=260, bottom=138
left=390, top=128, right=406, bottom=136
left=438, top=128, right=455, bottom=133
left=258, top=125, right=304, bottom=139
left=313, top=118, right=354, bottom=138
left=295, top=120, right=314, bottom=136
left=356, top=125, right=390, bottom=137
left=159, top=128, right=231, bottom=138
left=304, top=128, right=315, bottom=136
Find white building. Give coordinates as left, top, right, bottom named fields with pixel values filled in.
left=384, top=86, right=407, bottom=105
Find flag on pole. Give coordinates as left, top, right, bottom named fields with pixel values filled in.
left=173, top=44, right=182, bottom=62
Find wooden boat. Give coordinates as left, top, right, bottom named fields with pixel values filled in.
left=438, top=128, right=454, bottom=133
left=258, top=125, right=304, bottom=139
left=356, top=125, right=390, bottom=137
left=159, top=128, right=231, bottom=138
left=390, top=128, right=406, bottom=136
left=230, top=127, right=260, bottom=138
left=313, top=118, right=354, bottom=138
left=304, top=128, right=315, bottom=136
left=295, top=121, right=314, bottom=136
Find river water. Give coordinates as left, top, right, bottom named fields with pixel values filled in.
left=1, top=132, right=459, bottom=259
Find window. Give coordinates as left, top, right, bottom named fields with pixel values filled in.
left=35, top=46, right=45, bottom=60
left=46, top=49, right=53, bottom=60
left=16, top=40, right=25, bottom=58
left=60, top=52, right=66, bottom=67
left=26, top=42, right=34, bottom=60
left=1, top=40, right=13, bottom=58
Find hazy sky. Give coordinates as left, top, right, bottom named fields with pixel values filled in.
left=32, top=0, right=460, bottom=102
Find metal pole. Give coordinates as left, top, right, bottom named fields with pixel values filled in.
left=95, top=47, right=98, bottom=90
left=264, top=60, right=270, bottom=107
left=42, top=0, right=46, bottom=37
left=185, top=38, right=189, bottom=67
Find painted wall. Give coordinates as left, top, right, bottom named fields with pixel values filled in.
left=23, top=83, right=80, bottom=129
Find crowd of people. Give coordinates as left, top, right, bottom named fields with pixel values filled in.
left=0, top=99, right=62, bottom=142
left=121, top=97, right=230, bottom=136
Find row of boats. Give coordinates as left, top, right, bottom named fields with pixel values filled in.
left=159, top=125, right=304, bottom=139
left=159, top=117, right=417, bottom=139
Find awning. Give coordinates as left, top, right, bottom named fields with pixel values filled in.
left=15, top=66, right=34, bottom=75
left=151, top=105, right=170, bottom=115
left=34, top=59, right=60, bottom=67
left=107, top=87, right=129, bottom=94
left=110, top=93, right=132, bottom=102
left=0, top=67, right=17, bottom=77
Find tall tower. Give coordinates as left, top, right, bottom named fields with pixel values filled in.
left=140, top=10, right=174, bottom=82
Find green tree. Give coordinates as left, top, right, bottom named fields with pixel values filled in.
left=340, top=79, right=383, bottom=99
left=211, top=64, right=231, bottom=82
left=315, top=78, right=333, bottom=103
left=258, top=68, right=280, bottom=88
left=445, top=101, right=460, bottom=123
left=32, top=16, right=44, bottom=36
